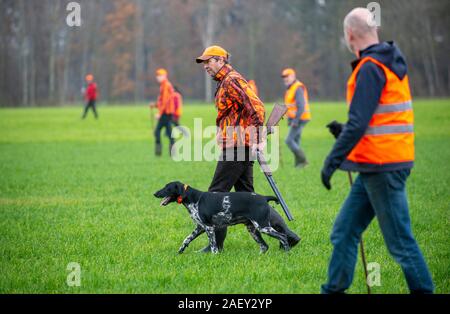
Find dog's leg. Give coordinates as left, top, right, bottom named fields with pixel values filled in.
left=269, top=207, right=301, bottom=249
left=246, top=223, right=269, bottom=254
left=257, top=225, right=290, bottom=251
left=205, top=226, right=219, bottom=254
left=178, top=225, right=204, bottom=254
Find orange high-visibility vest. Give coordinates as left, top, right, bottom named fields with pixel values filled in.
left=284, top=80, right=311, bottom=121
left=346, top=56, right=414, bottom=165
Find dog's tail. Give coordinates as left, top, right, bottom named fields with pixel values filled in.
left=264, top=195, right=279, bottom=204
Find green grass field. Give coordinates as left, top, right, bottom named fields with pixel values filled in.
left=0, top=99, right=449, bottom=293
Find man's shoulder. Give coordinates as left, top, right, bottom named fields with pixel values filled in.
left=226, top=69, right=245, bottom=82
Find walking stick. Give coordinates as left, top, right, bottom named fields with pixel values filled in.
left=347, top=171, right=371, bottom=294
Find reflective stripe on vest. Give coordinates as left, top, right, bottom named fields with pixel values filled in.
left=284, top=80, right=311, bottom=121
left=346, top=56, right=414, bottom=165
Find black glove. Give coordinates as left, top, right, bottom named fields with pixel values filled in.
left=326, top=120, right=344, bottom=139
left=320, top=159, right=337, bottom=190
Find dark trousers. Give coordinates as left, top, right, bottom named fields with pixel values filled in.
left=154, top=113, right=174, bottom=145
left=321, top=170, right=434, bottom=293
left=82, top=100, right=98, bottom=119
left=208, top=148, right=291, bottom=250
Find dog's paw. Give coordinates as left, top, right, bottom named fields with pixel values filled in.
left=260, top=246, right=269, bottom=254
left=177, top=248, right=185, bottom=254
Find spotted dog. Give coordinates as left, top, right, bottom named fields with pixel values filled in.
left=154, top=181, right=300, bottom=254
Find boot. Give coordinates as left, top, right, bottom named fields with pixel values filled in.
left=155, top=143, right=162, bottom=156
left=294, top=149, right=308, bottom=168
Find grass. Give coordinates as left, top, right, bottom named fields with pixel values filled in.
left=0, top=99, right=449, bottom=293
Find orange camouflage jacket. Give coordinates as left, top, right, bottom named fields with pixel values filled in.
left=214, top=64, right=265, bottom=148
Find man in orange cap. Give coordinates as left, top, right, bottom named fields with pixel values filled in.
left=82, top=74, right=98, bottom=119
left=282, top=68, right=311, bottom=168
left=195, top=45, right=299, bottom=253
left=151, top=68, right=175, bottom=156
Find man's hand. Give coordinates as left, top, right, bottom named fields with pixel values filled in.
left=149, top=102, right=157, bottom=108
left=326, top=120, right=344, bottom=139
left=320, top=160, right=336, bottom=190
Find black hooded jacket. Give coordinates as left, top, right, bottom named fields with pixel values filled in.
left=324, top=41, right=412, bottom=174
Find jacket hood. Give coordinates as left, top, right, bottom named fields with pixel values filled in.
left=358, top=41, right=408, bottom=80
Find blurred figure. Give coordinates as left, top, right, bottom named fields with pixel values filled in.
left=171, top=86, right=189, bottom=137
left=150, top=68, right=175, bottom=156
left=248, top=80, right=259, bottom=97
left=172, top=86, right=183, bottom=127
left=282, top=68, right=311, bottom=168
left=82, top=74, right=98, bottom=119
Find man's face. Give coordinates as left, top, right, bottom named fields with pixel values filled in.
left=283, top=74, right=296, bottom=86
left=203, top=57, right=223, bottom=77
left=156, top=74, right=166, bottom=84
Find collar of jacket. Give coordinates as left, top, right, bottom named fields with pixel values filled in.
left=214, top=64, right=233, bottom=82
left=350, top=42, right=383, bottom=70
left=286, top=80, right=299, bottom=90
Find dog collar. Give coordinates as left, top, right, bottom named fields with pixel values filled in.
left=177, top=184, right=189, bottom=204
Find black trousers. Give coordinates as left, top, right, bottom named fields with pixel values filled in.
left=154, top=113, right=174, bottom=145
left=82, top=100, right=98, bottom=119
left=208, top=148, right=290, bottom=250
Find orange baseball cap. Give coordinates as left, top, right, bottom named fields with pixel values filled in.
left=196, top=45, right=229, bottom=63
left=155, top=68, right=168, bottom=76
left=281, top=68, right=296, bottom=77
left=85, top=74, right=94, bottom=82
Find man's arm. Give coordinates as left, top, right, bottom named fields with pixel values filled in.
left=323, top=62, right=386, bottom=173
left=293, top=87, right=305, bottom=121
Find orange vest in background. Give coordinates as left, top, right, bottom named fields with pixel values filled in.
left=284, top=80, right=311, bottom=121
left=346, top=56, right=414, bottom=165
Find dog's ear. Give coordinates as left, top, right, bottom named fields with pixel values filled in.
left=175, top=181, right=185, bottom=196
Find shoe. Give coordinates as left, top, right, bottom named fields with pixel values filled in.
left=296, top=161, right=309, bottom=169
left=155, top=143, right=162, bottom=156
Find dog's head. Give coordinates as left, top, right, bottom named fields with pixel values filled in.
left=154, top=181, right=186, bottom=206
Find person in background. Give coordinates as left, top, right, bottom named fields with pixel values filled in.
left=82, top=74, right=98, bottom=119
left=151, top=68, right=175, bottom=156
left=282, top=68, right=311, bottom=168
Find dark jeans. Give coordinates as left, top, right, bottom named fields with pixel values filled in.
left=321, top=170, right=434, bottom=293
left=154, top=113, right=174, bottom=145
left=82, top=100, right=98, bottom=119
left=207, top=148, right=289, bottom=251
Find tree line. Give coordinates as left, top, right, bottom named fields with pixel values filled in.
left=0, top=0, right=448, bottom=107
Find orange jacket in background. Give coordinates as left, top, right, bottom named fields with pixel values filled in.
left=156, top=79, right=175, bottom=115
left=173, top=92, right=183, bottom=118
